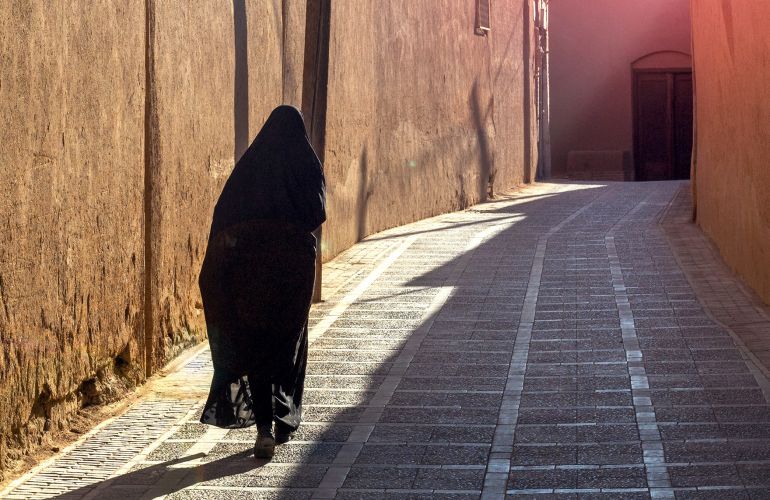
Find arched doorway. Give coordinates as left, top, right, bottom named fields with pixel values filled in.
left=632, top=51, right=693, bottom=181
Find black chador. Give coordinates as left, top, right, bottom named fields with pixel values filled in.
left=199, top=105, right=325, bottom=437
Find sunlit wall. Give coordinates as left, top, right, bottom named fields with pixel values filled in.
left=691, top=0, right=770, bottom=305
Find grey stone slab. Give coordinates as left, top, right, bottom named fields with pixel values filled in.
left=304, top=390, right=376, bottom=406
left=514, top=425, right=578, bottom=444
left=397, top=377, right=507, bottom=391
left=509, top=468, right=579, bottom=489
left=307, top=362, right=392, bottom=376
left=305, top=375, right=387, bottom=390
left=518, top=408, right=579, bottom=425
left=354, top=444, right=425, bottom=465
left=662, top=441, right=736, bottom=463
left=413, top=468, right=485, bottom=489
left=167, top=490, right=313, bottom=500
left=667, top=464, right=741, bottom=488
left=736, top=463, right=770, bottom=486
left=145, top=441, right=196, bottom=461
left=378, top=408, right=496, bottom=425
left=512, top=445, right=578, bottom=465
left=674, top=490, right=750, bottom=500
left=303, top=407, right=367, bottom=423
left=387, top=392, right=502, bottom=408
left=576, top=466, right=646, bottom=489
left=575, top=424, right=639, bottom=443
left=420, top=445, right=490, bottom=465
left=576, top=443, right=643, bottom=465
left=342, top=466, right=418, bottom=489
left=169, top=423, right=208, bottom=440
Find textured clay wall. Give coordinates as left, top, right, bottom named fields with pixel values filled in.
left=320, top=0, right=535, bottom=259
left=146, top=0, right=292, bottom=371
left=549, top=0, right=691, bottom=177
left=0, top=0, right=145, bottom=474
left=691, top=0, right=770, bottom=304
left=0, top=0, right=297, bottom=476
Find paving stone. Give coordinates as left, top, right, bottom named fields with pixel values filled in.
left=343, top=466, right=419, bottom=489
left=145, top=441, right=196, bottom=461
left=413, top=468, right=485, bottom=489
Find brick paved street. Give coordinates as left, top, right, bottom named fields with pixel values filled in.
left=5, top=181, right=770, bottom=500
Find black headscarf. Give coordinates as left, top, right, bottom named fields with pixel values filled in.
left=209, top=105, right=326, bottom=238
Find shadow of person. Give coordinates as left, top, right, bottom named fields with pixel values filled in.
left=52, top=451, right=270, bottom=499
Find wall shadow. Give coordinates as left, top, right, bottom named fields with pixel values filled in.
left=471, top=80, right=494, bottom=202
left=233, top=0, right=249, bottom=161
left=356, top=145, right=370, bottom=242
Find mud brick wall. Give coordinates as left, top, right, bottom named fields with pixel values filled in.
left=319, top=0, right=537, bottom=259
left=690, top=0, right=770, bottom=305
left=0, top=0, right=146, bottom=475
left=0, top=0, right=297, bottom=477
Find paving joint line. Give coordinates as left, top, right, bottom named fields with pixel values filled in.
left=605, top=191, right=674, bottom=497
left=482, top=192, right=603, bottom=499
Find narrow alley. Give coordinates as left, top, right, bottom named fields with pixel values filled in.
left=5, top=180, right=770, bottom=499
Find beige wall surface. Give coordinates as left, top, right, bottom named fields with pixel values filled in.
left=321, top=0, right=536, bottom=259
left=691, top=0, right=770, bottom=305
left=0, top=0, right=145, bottom=474
left=0, top=0, right=295, bottom=476
left=549, top=0, right=691, bottom=177
left=146, top=0, right=288, bottom=372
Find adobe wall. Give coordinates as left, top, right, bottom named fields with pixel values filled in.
left=0, top=1, right=146, bottom=476
left=0, top=0, right=299, bottom=476
left=145, top=0, right=291, bottom=372
left=690, top=0, right=770, bottom=305
left=320, top=0, right=536, bottom=259
left=548, top=0, right=691, bottom=177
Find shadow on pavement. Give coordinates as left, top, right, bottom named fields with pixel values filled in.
left=52, top=451, right=272, bottom=499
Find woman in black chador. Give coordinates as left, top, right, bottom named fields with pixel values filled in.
left=199, top=105, right=325, bottom=459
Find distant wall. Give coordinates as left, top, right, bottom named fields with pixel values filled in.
left=691, top=0, right=770, bottom=305
left=320, top=0, right=537, bottom=259
left=549, top=0, right=691, bottom=177
left=0, top=0, right=146, bottom=475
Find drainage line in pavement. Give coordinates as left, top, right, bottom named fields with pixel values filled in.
left=605, top=193, right=675, bottom=498
left=483, top=199, right=598, bottom=499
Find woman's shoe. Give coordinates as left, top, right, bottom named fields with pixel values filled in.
left=275, top=431, right=294, bottom=444
left=254, top=426, right=275, bottom=459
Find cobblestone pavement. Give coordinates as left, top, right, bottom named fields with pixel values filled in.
left=5, top=181, right=770, bottom=500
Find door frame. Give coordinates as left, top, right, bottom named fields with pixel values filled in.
left=632, top=67, right=693, bottom=181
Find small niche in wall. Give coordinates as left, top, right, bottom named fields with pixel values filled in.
left=475, top=0, right=491, bottom=35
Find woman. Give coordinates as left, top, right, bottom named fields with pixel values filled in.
left=199, top=105, right=326, bottom=459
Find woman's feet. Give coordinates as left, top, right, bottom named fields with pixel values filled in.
left=254, top=425, right=275, bottom=459
left=275, top=430, right=294, bottom=444
left=274, top=424, right=295, bottom=445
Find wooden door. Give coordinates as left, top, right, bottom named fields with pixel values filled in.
left=634, top=71, right=693, bottom=181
